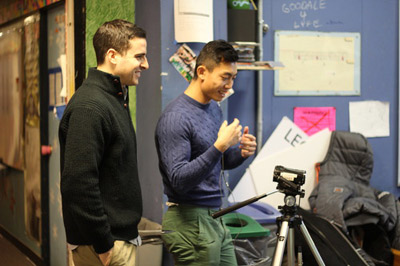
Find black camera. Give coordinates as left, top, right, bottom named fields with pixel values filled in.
left=273, top=165, right=306, bottom=196
left=273, top=165, right=305, bottom=185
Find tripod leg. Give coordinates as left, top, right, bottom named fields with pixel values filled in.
left=272, top=220, right=289, bottom=266
left=287, top=228, right=295, bottom=266
left=299, top=221, right=325, bottom=266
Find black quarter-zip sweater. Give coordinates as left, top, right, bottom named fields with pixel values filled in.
left=59, top=68, right=142, bottom=254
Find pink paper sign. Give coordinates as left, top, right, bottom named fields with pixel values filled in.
left=294, top=107, right=336, bottom=136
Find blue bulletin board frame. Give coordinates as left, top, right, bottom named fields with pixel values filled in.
left=274, top=31, right=361, bottom=96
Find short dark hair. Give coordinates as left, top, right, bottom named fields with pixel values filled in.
left=193, top=40, right=238, bottom=79
left=93, top=19, right=146, bottom=65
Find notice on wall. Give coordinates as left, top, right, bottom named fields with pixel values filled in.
left=174, top=0, right=213, bottom=43
left=169, top=44, right=197, bottom=82
left=274, top=31, right=360, bottom=96
left=49, top=69, right=62, bottom=107
left=349, top=101, right=390, bottom=138
left=294, top=107, right=336, bottom=136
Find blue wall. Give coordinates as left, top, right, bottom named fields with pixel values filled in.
left=148, top=0, right=399, bottom=202
left=229, top=0, right=400, bottom=197
left=160, top=0, right=228, bottom=107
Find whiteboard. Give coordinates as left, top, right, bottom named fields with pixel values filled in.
left=274, top=31, right=361, bottom=96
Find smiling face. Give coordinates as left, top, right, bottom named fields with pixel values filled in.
left=199, top=61, right=237, bottom=103
left=114, top=37, right=149, bottom=86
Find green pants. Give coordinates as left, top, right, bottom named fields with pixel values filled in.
left=162, top=205, right=238, bottom=266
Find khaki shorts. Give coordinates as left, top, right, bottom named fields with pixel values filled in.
left=71, top=240, right=136, bottom=266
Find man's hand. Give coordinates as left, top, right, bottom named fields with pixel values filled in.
left=239, top=126, right=256, bottom=158
left=99, top=248, right=113, bottom=266
left=214, top=119, right=242, bottom=153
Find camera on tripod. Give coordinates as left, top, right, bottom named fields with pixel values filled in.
left=271, top=166, right=325, bottom=266
left=273, top=165, right=306, bottom=197
left=212, top=165, right=325, bottom=266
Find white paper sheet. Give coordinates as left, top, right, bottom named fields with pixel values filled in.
left=256, top=116, right=309, bottom=160
left=174, top=0, right=213, bottom=43
left=249, top=129, right=331, bottom=210
left=349, top=101, right=390, bottom=138
left=57, top=54, right=67, bottom=98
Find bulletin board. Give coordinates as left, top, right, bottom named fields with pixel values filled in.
left=274, top=31, right=361, bottom=96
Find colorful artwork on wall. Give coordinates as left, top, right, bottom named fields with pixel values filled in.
left=0, top=0, right=62, bottom=25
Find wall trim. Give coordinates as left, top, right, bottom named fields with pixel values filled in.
left=0, top=225, right=43, bottom=266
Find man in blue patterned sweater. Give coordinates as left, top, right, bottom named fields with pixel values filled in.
left=155, top=40, right=257, bottom=266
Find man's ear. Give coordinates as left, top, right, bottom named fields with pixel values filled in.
left=197, top=65, right=207, bottom=80
left=105, top=48, right=118, bottom=65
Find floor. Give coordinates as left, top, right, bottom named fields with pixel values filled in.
left=0, top=233, right=37, bottom=266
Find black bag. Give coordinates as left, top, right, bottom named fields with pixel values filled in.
left=348, top=223, right=394, bottom=266
left=291, top=208, right=376, bottom=266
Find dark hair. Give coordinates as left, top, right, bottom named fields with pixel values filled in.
left=193, top=40, right=238, bottom=79
left=93, top=19, right=146, bottom=65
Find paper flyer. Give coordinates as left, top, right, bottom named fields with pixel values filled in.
left=169, top=44, right=197, bottom=82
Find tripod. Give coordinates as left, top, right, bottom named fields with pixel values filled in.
left=272, top=195, right=325, bottom=266
left=212, top=165, right=326, bottom=266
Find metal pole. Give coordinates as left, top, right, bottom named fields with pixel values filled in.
left=299, top=222, right=326, bottom=266
left=256, top=0, right=264, bottom=152
left=287, top=228, right=296, bottom=265
left=272, top=221, right=289, bottom=266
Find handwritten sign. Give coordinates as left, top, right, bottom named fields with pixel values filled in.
left=294, top=107, right=336, bottom=136
left=281, top=0, right=327, bottom=29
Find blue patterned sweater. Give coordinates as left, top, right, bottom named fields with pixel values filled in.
left=155, top=93, right=245, bottom=207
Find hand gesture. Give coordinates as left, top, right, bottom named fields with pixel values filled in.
left=214, top=118, right=242, bottom=152
left=239, top=126, right=257, bottom=158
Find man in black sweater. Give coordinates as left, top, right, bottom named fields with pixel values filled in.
left=59, top=19, right=149, bottom=266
